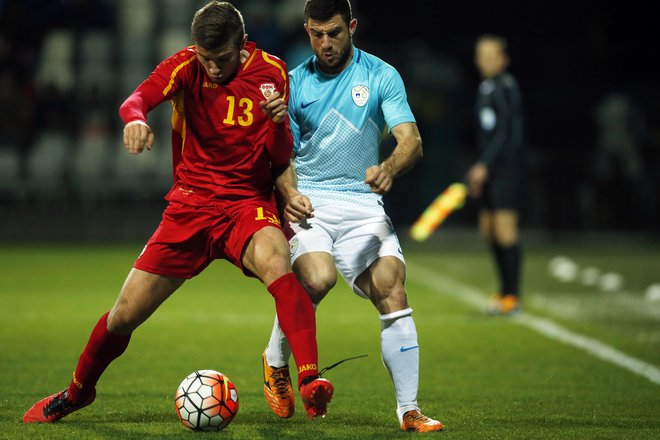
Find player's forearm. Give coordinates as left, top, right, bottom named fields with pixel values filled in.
left=265, top=120, right=293, bottom=173
left=274, top=160, right=299, bottom=202
left=119, top=91, right=149, bottom=124
left=118, top=82, right=167, bottom=124
left=381, top=132, right=423, bottom=178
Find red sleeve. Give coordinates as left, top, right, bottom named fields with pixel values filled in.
left=263, top=57, right=293, bottom=175
left=118, top=48, right=196, bottom=124
left=265, top=119, right=293, bottom=175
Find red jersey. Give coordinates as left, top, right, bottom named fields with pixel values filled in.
left=119, top=41, right=292, bottom=204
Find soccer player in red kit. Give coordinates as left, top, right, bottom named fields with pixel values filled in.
left=23, top=1, right=333, bottom=423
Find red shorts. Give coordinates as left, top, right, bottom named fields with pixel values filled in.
left=134, top=195, right=283, bottom=279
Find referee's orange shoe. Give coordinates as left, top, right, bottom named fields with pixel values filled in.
left=487, top=293, right=520, bottom=315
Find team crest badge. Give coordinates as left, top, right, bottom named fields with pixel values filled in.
left=260, top=83, right=276, bottom=99
left=351, top=85, right=369, bottom=107
left=290, top=238, right=299, bottom=256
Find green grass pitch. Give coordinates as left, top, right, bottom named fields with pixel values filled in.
left=1, top=234, right=658, bottom=439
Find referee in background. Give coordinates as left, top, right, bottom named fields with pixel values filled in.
left=466, top=34, right=526, bottom=315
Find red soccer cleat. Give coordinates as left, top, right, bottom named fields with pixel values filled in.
left=299, top=377, right=333, bottom=419
left=23, top=389, right=96, bottom=423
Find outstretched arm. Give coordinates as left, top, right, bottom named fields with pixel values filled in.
left=364, top=121, right=423, bottom=194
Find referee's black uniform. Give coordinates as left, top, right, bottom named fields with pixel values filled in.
left=474, top=72, right=526, bottom=211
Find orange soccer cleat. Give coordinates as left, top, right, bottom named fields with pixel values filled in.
left=262, top=352, right=295, bottom=418
left=400, top=409, right=444, bottom=432
left=487, top=293, right=521, bottom=316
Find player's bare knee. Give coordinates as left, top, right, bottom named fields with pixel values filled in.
left=300, top=273, right=335, bottom=301
left=371, top=279, right=407, bottom=308
left=256, top=257, right=291, bottom=285
left=107, top=307, right=138, bottom=335
left=244, top=233, right=292, bottom=283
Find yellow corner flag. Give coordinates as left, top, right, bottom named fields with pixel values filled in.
left=410, top=183, right=468, bottom=241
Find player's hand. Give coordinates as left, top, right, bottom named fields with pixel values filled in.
left=283, top=192, right=314, bottom=223
left=365, top=164, right=394, bottom=194
left=467, top=162, right=488, bottom=197
left=123, top=121, right=154, bottom=154
left=259, top=91, right=288, bottom=124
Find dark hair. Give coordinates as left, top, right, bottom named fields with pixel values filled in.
left=191, top=1, right=245, bottom=50
left=304, top=0, right=353, bottom=27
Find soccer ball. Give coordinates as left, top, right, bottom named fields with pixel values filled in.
left=174, top=370, right=239, bottom=431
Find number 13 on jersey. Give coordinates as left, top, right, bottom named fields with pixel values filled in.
left=223, top=96, right=254, bottom=126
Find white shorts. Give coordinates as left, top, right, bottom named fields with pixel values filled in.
left=288, top=204, right=405, bottom=299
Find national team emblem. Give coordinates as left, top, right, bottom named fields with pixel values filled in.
left=290, top=238, right=299, bottom=255
left=260, top=83, right=276, bottom=99
left=351, top=85, right=369, bottom=107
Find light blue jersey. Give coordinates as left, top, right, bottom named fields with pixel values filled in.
left=289, top=47, right=415, bottom=210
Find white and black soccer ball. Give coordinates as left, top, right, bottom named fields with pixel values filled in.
left=174, top=369, right=239, bottom=431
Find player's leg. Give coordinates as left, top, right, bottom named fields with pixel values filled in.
left=23, top=269, right=184, bottom=423
left=354, top=257, right=442, bottom=432
left=242, top=225, right=333, bottom=419
left=333, top=208, right=442, bottom=432
left=23, top=201, right=211, bottom=423
left=266, top=251, right=337, bottom=368
left=261, top=251, right=336, bottom=417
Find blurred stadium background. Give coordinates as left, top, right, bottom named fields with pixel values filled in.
left=0, top=0, right=658, bottom=241
left=2, top=2, right=659, bottom=437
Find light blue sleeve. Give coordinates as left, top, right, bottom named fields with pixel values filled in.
left=288, top=71, right=302, bottom=153
left=379, top=65, right=415, bottom=132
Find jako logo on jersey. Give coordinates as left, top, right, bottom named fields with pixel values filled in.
left=259, top=83, right=276, bottom=99
left=298, top=363, right=317, bottom=373
left=351, top=85, right=369, bottom=107
left=202, top=81, right=218, bottom=89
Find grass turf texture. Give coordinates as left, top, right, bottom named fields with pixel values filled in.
left=1, top=235, right=659, bottom=439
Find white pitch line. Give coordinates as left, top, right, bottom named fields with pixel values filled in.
left=408, top=261, right=660, bottom=386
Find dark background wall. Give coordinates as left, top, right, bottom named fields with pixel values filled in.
left=1, top=0, right=658, bottom=240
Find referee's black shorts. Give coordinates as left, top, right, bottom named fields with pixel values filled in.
left=479, top=165, right=526, bottom=211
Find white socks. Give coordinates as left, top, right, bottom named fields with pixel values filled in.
left=265, top=315, right=292, bottom=368
left=380, top=308, right=420, bottom=424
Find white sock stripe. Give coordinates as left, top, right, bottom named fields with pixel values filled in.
left=380, top=307, right=413, bottom=321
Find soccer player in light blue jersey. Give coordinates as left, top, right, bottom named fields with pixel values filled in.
left=261, top=0, right=443, bottom=432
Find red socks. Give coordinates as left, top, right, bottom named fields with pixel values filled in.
left=267, top=273, right=319, bottom=387
left=67, top=312, right=131, bottom=403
